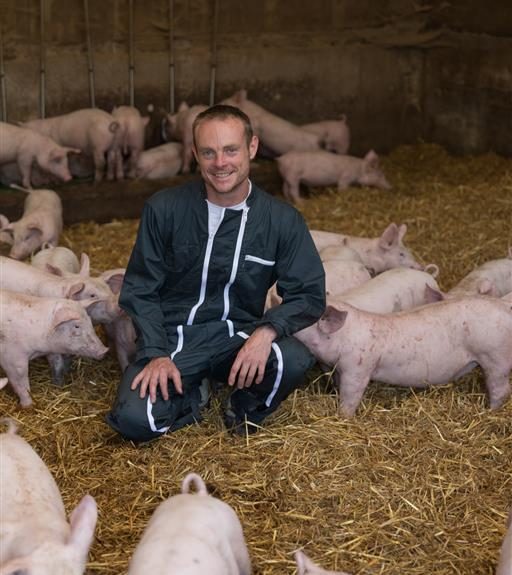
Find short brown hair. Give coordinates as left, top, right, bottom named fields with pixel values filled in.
left=192, top=104, right=254, bottom=148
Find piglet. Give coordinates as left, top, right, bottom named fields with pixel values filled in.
left=301, top=114, right=351, bottom=155
left=277, top=149, right=391, bottom=203
left=319, top=243, right=363, bottom=264
left=295, top=298, right=512, bottom=417
left=311, top=224, right=422, bottom=274
left=295, top=550, right=351, bottom=575
left=497, top=508, right=512, bottom=575
left=165, top=102, right=208, bottom=173
left=0, top=184, right=63, bottom=260
left=323, top=259, right=371, bottom=299
left=0, top=420, right=98, bottom=574
left=135, top=142, right=183, bottom=179
left=111, top=105, right=150, bottom=179
left=127, top=472, right=251, bottom=575
left=31, top=245, right=81, bottom=274
left=0, top=289, right=108, bottom=406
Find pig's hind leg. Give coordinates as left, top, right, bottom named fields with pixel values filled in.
left=335, top=368, right=370, bottom=417
left=480, top=361, right=512, bottom=410
left=2, top=361, right=32, bottom=407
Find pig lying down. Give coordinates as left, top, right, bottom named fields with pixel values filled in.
left=295, top=297, right=512, bottom=417
left=0, top=420, right=98, bottom=574
left=127, top=472, right=251, bottom=575
left=0, top=185, right=63, bottom=260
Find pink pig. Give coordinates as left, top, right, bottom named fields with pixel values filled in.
left=277, top=149, right=391, bottom=203
left=0, top=121, right=78, bottom=188
left=497, top=508, right=512, bottom=575
left=111, top=105, right=150, bottom=179
left=311, top=224, right=422, bottom=274
left=135, top=142, right=183, bottom=179
left=0, top=289, right=108, bottom=406
left=127, top=473, right=251, bottom=575
left=165, top=102, right=208, bottom=173
left=31, top=245, right=81, bottom=274
left=0, top=420, right=98, bottom=573
left=295, top=298, right=512, bottom=417
left=22, top=108, right=121, bottom=182
left=301, top=114, right=351, bottom=155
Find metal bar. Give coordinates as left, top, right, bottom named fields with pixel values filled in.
left=208, top=0, right=219, bottom=106
left=168, top=0, right=175, bottom=113
left=128, top=0, right=134, bottom=106
left=83, top=0, right=96, bottom=107
left=0, top=26, right=7, bottom=121
left=39, top=0, right=46, bottom=118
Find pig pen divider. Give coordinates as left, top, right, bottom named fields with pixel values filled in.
left=168, top=0, right=175, bottom=114
left=39, top=0, right=46, bottom=118
left=83, top=0, right=96, bottom=108
left=0, top=25, right=6, bottom=122
left=128, top=0, right=135, bottom=107
left=209, top=0, right=220, bottom=106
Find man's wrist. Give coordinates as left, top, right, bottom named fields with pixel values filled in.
left=254, top=324, right=278, bottom=342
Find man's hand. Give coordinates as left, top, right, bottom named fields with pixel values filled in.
left=228, top=326, right=277, bottom=389
left=131, top=356, right=183, bottom=403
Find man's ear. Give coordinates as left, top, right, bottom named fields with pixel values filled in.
left=249, top=135, right=259, bottom=160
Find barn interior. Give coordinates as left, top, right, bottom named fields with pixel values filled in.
left=0, top=1, right=512, bottom=574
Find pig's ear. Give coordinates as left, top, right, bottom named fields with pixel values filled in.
left=25, top=223, right=43, bottom=242
left=178, top=101, right=189, bottom=112
left=320, top=305, right=348, bottom=334
left=364, top=149, right=379, bottom=166
left=478, top=278, right=496, bottom=296
left=424, top=283, right=444, bottom=303
left=66, top=282, right=85, bottom=299
left=52, top=302, right=82, bottom=329
left=0, top=214, right=11, bottom=229
left=397, top=223, right=407, bottom=243
left=378, top=223, right=399, bottom=250
left=100, top=269, right=125, bottom=294
left=294, top=550, right=322, bottom=575
left=79, top=253, right=91, bottom=277
left=68, top=494, right=98, bottom=559
left=45, top=263, right=64, bottom=276
left=66, top=147, right=82, bottom=156
left=0, top=557, right=31, bottom=575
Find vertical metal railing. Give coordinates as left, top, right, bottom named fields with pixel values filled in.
left=128, top=0, right=134, bottom=106
left=168, top=0, right=175, bottom=113
left=209, top=0, right=219, bottom=106
left=83, top=0, right=96, bottom=107
left=0, top=25, right=7, bottom=121
left=39, top=0, right=46, bottom=117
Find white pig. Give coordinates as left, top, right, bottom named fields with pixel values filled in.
left=300, top=115, right=351, bottom=155
left=0, top=185, right=63, bottom=260
left=323, top=259, right=372, bottom=298
left=111, top=105, right=150, bottom=178
left=311, top=223, right=422, bottom=274
left=295, top=550, right=351, bottom=575
left=165, top=102, right=208, bottom=173
left=22, top=108, right=121, bottom=182
left=0, top=121, right=78, bottom=188
left=135, top=142, right=183, bottom=180
left=319, top=243, right=364, bottom=264
left=328, top=267, right=440, bottom=314
left=277, top=149, right=391, bottom=203
left=0, top=289, right=108, bottom=406
left=497, top=508, right=512, bottom=575
left=221, top=89, right=322, bottom=156
left=31, top=245, right=81, bottom=274
left=0, top=420, right=98, bottom=573
left=127, top=472, right=251, bottom=575
left=295, top=298, right=512, bottom=417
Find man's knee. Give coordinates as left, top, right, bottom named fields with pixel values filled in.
left=106, top=390, right=163, bottom=443
left=279, top=335, right=317, bottom=384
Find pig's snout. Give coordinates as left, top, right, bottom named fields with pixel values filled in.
left=94, top=343, right=109, bottom=360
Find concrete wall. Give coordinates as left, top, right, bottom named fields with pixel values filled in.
left=1, top=0, right=510, bottom=155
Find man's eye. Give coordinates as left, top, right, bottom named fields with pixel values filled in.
left=201, top=150, right=214, bottom=159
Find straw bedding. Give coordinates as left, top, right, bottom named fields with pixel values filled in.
left=1, top=143, right=511, bottom=574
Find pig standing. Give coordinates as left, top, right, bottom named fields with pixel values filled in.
left=497, top=508, right=512, bottom=575
left=221, top=89, right=321, bottom=156
left=0, top=420, right=98, bottom=573
left=300, top=115, right=351, bottom=155
left=31, top=245, right=81, bottom=274
left=277, top=149, right=391, bottom=204
left=311, top=223, right=421, bottom=274
left=165, top=102, right=208, bottom=173
left=127, top=472, right=251, bottom=575
left=0, top=289, right=108, bottom=406
left=135, top=142, right=183, bottom=180
left=328, top=267, right=440, bottom=314
left=22, top=108, right=120, bottom=182
left=295, top=550, right=351, bottom=575
left=0, top=121, right=78, bottom=188
left=295, top=298, right=512, bottom=417
left=111, top=105, right=150, bottom=179
left=0, top=185, right=63, bottom=260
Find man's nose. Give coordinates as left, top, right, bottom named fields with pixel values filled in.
left=213, top=152, right=226, bottom=166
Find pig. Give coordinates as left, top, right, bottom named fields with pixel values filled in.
left=110, top=105, right=150, bottom=179
left=0, top=185, right=63, bottom=260
left=319, top=243, right=364, bottom=264
left=31, top=245, right=81, bottom=274
left=0, top=419, right=98, bottom=573
left=127, top=472, right=251, bottom=575
left=0, top=289, right=108, bottom=406
left=497, top=508, right=512, bottom=575
left=0, top=121, right=78, bottom=188
left=221, top=89, right=322, bottom=156
left=295, top=550, right=351, bottom=575
left=276, top=149, right=391, bottom=204
left=165, top=102, right=208, bottom=173
left=22, top=108, right=121, bottom=182
left=300, top=115, right=351, bottom=155
left=328, top=267, right=440, bottom=314
left=323, top=259, right=372, bottom=298
left=103, top=309, right=136, bottom=372
left=295, top=298, right=512, bottom=417
left=135, top=142, right=183, bottom=180
left=311, top=223, right=422, bottom=274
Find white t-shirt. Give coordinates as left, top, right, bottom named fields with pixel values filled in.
left=206, top=182, right=251, bottom=237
